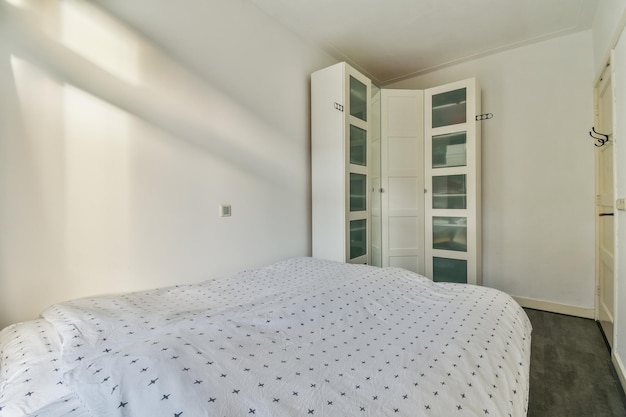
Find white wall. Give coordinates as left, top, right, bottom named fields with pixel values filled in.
left=387, top=32, right=596, bottom=313
left=0, top=0, right=336, bottom=329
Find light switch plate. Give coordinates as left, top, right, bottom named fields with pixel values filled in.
left=617, top=198, right=626, bottom=211
left=219, top=204, right=232, bottom=217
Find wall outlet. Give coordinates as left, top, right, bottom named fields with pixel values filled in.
left=219, top=204, right=232, bottom=217
left=617, top=198, right=626, bottom=211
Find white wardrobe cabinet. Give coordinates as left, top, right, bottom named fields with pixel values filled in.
left=312, top=62, right=481, bottom=284
left=376, top=79, right=481, bottom=284
left=311, top=62, right=371, bottom=264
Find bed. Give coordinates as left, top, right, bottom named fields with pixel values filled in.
left=0, top=257, right=531, bottom=417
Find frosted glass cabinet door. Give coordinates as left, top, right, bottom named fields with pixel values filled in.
left=346, top=69, right=370, bottom=265
left=424, top=78, right=480, bottom=285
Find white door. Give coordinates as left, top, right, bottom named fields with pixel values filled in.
left=380, top=89, right=424, bottom=273
left=595, top=58, right=615, bottom=347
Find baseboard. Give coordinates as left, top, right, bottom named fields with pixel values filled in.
left=513, top=296, right=595, bottom=319
left=612, top=351, right=626, bottom=398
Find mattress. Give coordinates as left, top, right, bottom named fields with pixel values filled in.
left=0, top=257, right=532, bottom=416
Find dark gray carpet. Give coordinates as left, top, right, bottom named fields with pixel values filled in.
left=526, top=308, right=626, bottom=417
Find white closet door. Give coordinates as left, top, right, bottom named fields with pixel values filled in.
left=424, top=78, right=481, bottom=284
left=381, top=90, right=424, bottom=273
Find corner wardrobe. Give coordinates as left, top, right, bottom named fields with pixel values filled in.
left=311, top=62, right=481, bottom=285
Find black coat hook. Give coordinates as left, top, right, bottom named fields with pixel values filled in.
left=589, top=127, right=610, bottom=147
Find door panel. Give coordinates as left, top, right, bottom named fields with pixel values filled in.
left=595, top=59, right=615, bottom=348
left=380, top=90, right=424, bottom=274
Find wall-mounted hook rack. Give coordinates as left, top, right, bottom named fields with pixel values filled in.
left=475, top=113, right=493, bottom=121
left=589, top=127, right=610, bottom=147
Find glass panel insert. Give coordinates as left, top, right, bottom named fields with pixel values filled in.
left=350, top=173, right=367, bottom=212
left=432, top=175, right=467, bottom=209
left=433, top=216, right=467, bottom=252
left=350, top=219, right=367, bottom=259
left=433, top=257, right=467, bottom=283
left=350, top=76, right=367, bottom=121
left=432, top=131, right=466, bottom=168
left=350, top=125, right=367, bottom=166
left=432, top=88, right=466, bottom=128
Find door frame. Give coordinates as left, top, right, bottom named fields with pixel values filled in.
left=594, top=55, right=616, bottom=348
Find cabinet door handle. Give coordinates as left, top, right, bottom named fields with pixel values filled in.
left=599, top=213, right=614, bottom=216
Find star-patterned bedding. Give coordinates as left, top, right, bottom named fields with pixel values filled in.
left=0, top=257, right=532, bottom=417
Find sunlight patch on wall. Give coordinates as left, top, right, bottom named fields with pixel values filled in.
left=63, top=83, right=132, bottom=288
left=9, top=55, right=68, bottom=313
left=10, top=55, right=65, bottom=219
left=10, top=54, right=133, bottom=292
left=60, top=0, right=140, bottom=85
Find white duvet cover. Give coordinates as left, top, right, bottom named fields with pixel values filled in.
left=1, top=258, right=531, bottom=416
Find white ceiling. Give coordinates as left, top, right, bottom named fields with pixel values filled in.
left=92, top=0, right=599, bottom=86
left=248, top=0, right=599, bottom=84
